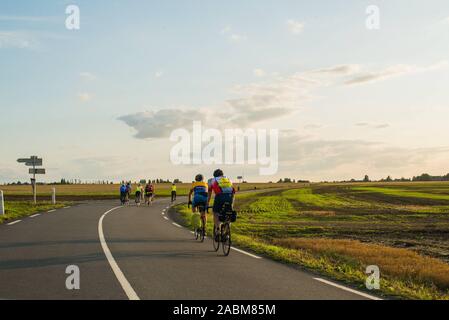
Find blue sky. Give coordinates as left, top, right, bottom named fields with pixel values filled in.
left=1, top=1, right=449, bottom=183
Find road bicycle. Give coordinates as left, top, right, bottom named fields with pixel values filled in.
left=188, top=201, right=206, bottom=242
left=212, top=202, right=237, bottom=256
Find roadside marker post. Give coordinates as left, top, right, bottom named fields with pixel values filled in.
left=0, top=190, right=4, bottom=215
left=52, top=188, right=56, bottom=204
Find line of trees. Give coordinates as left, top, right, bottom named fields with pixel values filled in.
left=346, top=173, right=449, bottom=183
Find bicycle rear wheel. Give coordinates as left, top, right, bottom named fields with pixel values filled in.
left=213, top=226, right=220, bottom=251
left=222, top=223, right=231, bottom=256
left=194, top=228, right=199, bottom=240
left=200, top=227, right=205, bottom=242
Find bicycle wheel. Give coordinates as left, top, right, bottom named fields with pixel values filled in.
left=222, top=223, right=231, bottom=256
left=194, top=228, right=199, bottom=240
left=200, top=226, right=205, bottom=242
left=200, top=214, right=206, bottom=242
left=213, top=226, right=220, bottom=251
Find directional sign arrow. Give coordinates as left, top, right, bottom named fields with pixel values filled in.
left=29, top=168, right=46, bottom=174
left=25, top=159, right=43, bottom=166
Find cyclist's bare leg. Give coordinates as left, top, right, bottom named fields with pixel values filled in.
left=213, top=212, right=221, bottom=235
left=200, top=212, right=207, bottom=232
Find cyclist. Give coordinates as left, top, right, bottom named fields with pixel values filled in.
left=188, top=174, right=208, bottom=234
left=135, top=184, right=143, bottom=206
left=207, top=169, right=236, bottom=239
left=171, top=183, right=177, bottom=202
left=126, top=182, right=132, bottom=205
left=145, top=180, right=154, bottom=205
left=119, top=182, right=127, bottom=205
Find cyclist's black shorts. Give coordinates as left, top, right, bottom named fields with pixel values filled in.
left=213, top=193, right=233, bottom=214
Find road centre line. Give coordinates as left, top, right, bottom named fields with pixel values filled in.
left=98, top=206, right=140, bottom=300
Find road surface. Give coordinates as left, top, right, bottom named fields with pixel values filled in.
left=0, top=198, right=380, bottom=300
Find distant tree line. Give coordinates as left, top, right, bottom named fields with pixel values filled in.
left=343, top=173, right=449, bottom=183
left=412, top=173, right=449, bottom=182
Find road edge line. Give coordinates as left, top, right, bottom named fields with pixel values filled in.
left=231, top=247, right=262, bottom=259
left=6, top=220, right=21, bottom=226
left=313, top=277, right=382, bottom=300
left=98, top=206, right=140, bottom=300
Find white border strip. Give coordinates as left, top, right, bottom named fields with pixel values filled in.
left=48, top=209, right=56, bottom=213
left=30, top=214, right=41, bottom=218
left=231, top=247, right=262, bottom=259
left=98, top=206, right=140, bottom=300
left=313, top=278, right=382, bottom=300
left=172, top=222, right=182, bottom=228
left=7, top=220, right=21, bottom=226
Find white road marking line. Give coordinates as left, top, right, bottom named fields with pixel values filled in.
left=172, top=222, right=182, bottom=228
left=7, top=220, right=21, bottom=226
left=162, top=212, right=165, bottom=215
left=163, top=216, right=169, bottom=220
left=313, top=278, right=382, bottom=300
left=47, top=209, right=56, bottom=213
left=30, top=214, right=41, bottom=218
left=63, top=206, right=70, bottom=209
left=231, top=247, right=262, bottom=259
left=98, top=206, right=140, bottom=300
left=190, top=231, right=195, bottom=234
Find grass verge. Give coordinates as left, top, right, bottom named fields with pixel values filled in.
left=0, top=201, right=71, bottom=224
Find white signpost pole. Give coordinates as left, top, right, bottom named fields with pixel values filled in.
left=52, top=188, right=56, bottom=204
left=0, top=190, right=4, bottom=215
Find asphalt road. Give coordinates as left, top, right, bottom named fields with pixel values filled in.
left=0, top=198, right=380, bottom=300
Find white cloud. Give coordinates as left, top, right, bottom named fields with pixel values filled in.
left=312, top=64, right=361, bottom=75
left=355, top=122, right=390, bottom=129
left=345, top=61, right=449, bottom=85
left=278, top=131, right=449, bottom=180
left=286, top=19, right=304, bottom=35
left=78, top=93, right=92, bottom=102
left=79, top=72, right=96, bottom=81
left=0, top=15, right=55, bottom=22
left=0, top=31, right=35, bottom=49
left=253, top=68, right=266, bottom=77
left=221, top=26, right=246, bottom=42
left=118, top=109, right=208, bottom=138
left=155, top=71, right=164, bottom=78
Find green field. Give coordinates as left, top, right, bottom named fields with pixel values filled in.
left=175, top=182, right=449, bottom=300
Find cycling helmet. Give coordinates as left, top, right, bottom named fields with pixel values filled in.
left=213, top=169, right=224, bottom=177
left=195, top=174, right=203, bottom=182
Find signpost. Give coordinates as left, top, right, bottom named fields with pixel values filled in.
left=17, top=156, right=45, bottom=204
